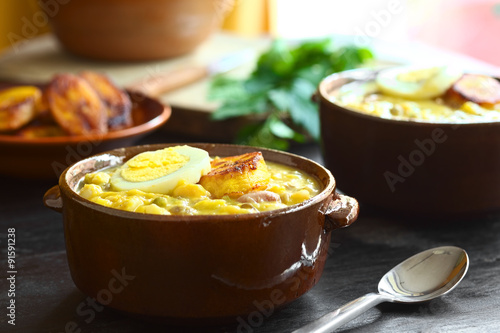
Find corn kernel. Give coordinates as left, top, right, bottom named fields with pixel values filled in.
left=460, top=102, right=484, bottom=115
left=267, top=185, right=286, bottom=195
left=126, top=189, right=147, bottom=197
left=113, top=197, right=143, bottom=212
left=91, top=197, right=112, bottom=207
left=79, top=184, right=103, bottom=199
left=136, top=204, right=169, bottom=215
left=218, top=205, right=250, bottom=215
left=172, top=182, right=210, bottom=199
left=193, top=199, right=226, bottom=211
left=287, top=189, right=311, bottom=205
left=84, top=172, right=110, bottom=186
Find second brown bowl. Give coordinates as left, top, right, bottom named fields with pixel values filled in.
left=318, top=68, right=500, bottom=218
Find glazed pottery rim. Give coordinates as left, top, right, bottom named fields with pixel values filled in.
left=0, top=93, right=171, bottom=145
left=59, top=143, right=337, bottom=223
left=319, top=67, right=500, bottom=127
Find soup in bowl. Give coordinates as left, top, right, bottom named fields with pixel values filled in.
left=43, top=143, right=359, bottom=323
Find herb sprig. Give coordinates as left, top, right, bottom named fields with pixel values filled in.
left=208, top=38, right=373, bottom=150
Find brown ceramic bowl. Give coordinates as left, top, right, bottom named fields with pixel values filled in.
left=318, top=68, right=500, bottom=217
left=0, top=91, right=171, bottom=178
left=43, top=143, right=358, bottom=324
left=42, top=0, right=232, bottom=61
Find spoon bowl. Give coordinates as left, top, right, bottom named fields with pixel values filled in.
left=294, top=246, right=469, bottom=333
left=379, top=246, right=469, bottom=303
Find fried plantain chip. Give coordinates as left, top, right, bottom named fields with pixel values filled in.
left=79, top=71, right=133, bottom=130
left=46, top=74, right=108, bottom=135
left=16, top=124, right=66, bottom=138
left=0, top=86, right=41, bottom=132
left=445, top=74, right=500, bottom=107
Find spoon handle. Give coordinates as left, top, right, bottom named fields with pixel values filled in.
left=292, top=292, right=388, bottom=333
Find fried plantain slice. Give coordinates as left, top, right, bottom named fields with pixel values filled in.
left=46, top=74, right=108, bottom=135
left=79, top=71, right=133, bottom=130
left=35, top=88, right=52, bottom=121
left=16, top=124, right=66, bottom=138
left=0, top=86, right=41, bottom=132
left=199, top=152, right=271, bottom=198
left=444, top=74, right=500, bottom=107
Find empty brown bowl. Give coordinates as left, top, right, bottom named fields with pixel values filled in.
left=0, top=90, right=171, bottom=178
left=318, top=68, right=500, bottom=217
left=41, top=0, right=233, bottom=61
left=43, top=143, right=359, bottom=324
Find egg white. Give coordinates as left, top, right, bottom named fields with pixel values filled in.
left=110, top=145, right=211, bottom=194
left=376, top=65, right=463, bottom=100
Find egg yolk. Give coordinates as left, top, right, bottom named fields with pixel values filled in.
left=396, top=67, right=440, bottom=83
left=120, top=148, right=190, bottom=182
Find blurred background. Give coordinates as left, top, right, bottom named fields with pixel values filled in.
left=1, top=0, right=500, bottom=66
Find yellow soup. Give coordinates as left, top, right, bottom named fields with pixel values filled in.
left=78, top=161, right=321, bottom=216
left=334, top=81, right=500, bottom=123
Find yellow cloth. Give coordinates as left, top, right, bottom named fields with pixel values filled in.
left=222, top=0, right=270, bottom=36
left=0, top=0, right=50, bottom=52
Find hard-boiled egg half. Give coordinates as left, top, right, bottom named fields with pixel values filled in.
left=110, top=145, right=211, bottom=194
left=376, top=65, right=463, bottom=99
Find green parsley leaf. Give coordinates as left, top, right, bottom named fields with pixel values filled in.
left=209, top=38, right=374, bottom=150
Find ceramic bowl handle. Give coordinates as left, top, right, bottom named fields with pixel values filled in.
left=322, top=192, right=359, bottom=231
left=43, top=185, right=63, bottom=213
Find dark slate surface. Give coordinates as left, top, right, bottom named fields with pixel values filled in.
left=1, top=132, right=499, bottom=333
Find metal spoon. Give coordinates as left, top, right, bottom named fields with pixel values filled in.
left=293, top=246, right=469, bottom=333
